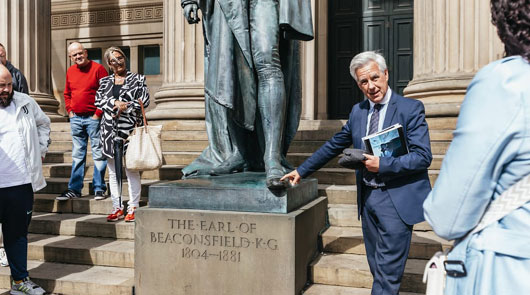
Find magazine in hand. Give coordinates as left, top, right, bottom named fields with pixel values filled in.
left=362, top=123, right=408, bottom=157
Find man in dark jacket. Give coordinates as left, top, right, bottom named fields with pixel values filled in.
left=282, top=51, right=432, bottom=294
left=0, top=43, right=29, bottom=94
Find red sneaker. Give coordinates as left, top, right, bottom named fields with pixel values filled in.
left=107, top=208, right=124, bottom=222
left=125, top=207, right=136, bottom=222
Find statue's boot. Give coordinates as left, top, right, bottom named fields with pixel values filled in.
left=258, top=73, right=289, bottom=190
left=209, top=154, right=247, bottom=176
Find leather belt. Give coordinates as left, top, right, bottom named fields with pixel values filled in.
left=74, top=112, right=95, bottom=117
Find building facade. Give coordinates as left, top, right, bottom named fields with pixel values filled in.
left=0, top=0, right=504, bottom=121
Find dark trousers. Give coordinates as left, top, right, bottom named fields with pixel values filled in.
left=0, top=183, right=33, bottom=281
left=361, top=186, right=413, bottom=295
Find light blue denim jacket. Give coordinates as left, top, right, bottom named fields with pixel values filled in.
left=423, top=56, right=530, bottom=295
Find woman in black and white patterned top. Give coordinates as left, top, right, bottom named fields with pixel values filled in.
left=95, top=46, right=150, bottom=223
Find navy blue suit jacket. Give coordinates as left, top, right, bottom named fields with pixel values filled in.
left=297, top=93, right=432, bottom=225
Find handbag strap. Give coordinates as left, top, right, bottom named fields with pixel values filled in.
left=138, top=98, right=148, bottom=126
left=470, top=174, right=530, bottom=235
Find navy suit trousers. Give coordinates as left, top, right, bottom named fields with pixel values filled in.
left=361, top=186, right=412, bottom=295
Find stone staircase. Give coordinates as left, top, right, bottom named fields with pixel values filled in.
left=0, top=117, right=455, bottom=294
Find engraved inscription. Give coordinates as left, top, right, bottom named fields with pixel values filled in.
left=150, top=219, right=279, bottom=263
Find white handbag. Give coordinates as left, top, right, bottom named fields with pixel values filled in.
left=125, top=99, right=163, bottom=171
left=423, top=250, right=448, bottom=295
left=423, top=174, right=530, bottom=295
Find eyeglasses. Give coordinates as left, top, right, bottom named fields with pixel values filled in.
left=109, top=56, right=125, bottom=65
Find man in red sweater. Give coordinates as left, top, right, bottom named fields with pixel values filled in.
left=57, top=42, right=109, bottom=201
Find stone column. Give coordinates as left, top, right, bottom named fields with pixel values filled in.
left=404, top=0, right=504, bottom=117
left=148, top=0, right=205, bottom=121
left=0, top=0, right=60, bottom=120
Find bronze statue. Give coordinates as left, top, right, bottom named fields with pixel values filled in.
left=181, top=0, right=313, bottom=189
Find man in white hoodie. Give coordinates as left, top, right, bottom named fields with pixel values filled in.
left=0, top=64, right=49, bottom=295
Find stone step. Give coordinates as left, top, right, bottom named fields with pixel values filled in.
left=49, top=131, right=73, bottom=141
left=289, top=154, right=444, bottom=170
left=159, top=129, right=452, bottom=144
left=310, top=253, right=426, bottom=293
left=158, top=119, right=456, bottom=132
left=50, top=122, right=71, bottom=132
left=38, top=177, right=160, bottom=196
left=319, top=184, right=357, bottom=205
left=429, top=129, right=453, bottom=141
left=42, top=163, right=183, bottom=181
left=44, top=151, right=88, bottom=164
left=42, top=163, right=98, bottom=179
left=44, top=151, right=199, bottom=167
left=33, top=193, right=148, bottom=215
left=50, top=119, right=453, bottom=144
left=27, top=234, right=134, bottom=268
left=328, top=204, right=433, bottom=231
left=159, top=139, right=450, bottom=155
left=321, top=226, right=451, bottom=260
left=42, top=167, right=437, bottom=192
left=161, top=120, right=206, bottom=131
left=49, top=140, right=76, bottom=151
left=303, top=284, right=422, bottom=295
left=140, top=165, right=183, bottom=180
left=313, top=169, right=438, bottom=186
left=159, top=119, right=349, bottom=132
left=161, top=151, right=201, bottom=165
left=313, top=168, right=356, bottom=185
left=30, top=212, right=135, bottom=240
left=427, top=117, right=457, bottom=130
left=161, top=140, right=207, bottom=152
left=0, top=260, right=134, bottom=295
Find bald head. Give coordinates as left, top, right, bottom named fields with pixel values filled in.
left=0, top=64, right=14, bottom=107
left=68, top=42, right=89, bottom=67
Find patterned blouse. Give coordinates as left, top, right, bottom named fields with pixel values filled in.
left=95, top=71, right=150, bottom=158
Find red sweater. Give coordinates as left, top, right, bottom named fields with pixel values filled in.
left=64, top=60, right=108, bottom=117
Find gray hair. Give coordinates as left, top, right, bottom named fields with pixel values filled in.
left=67, top=42, right=85, bottom=54
left=349, top=51, right=387, bottom=83
left=104, top=46, right=127, bottom=67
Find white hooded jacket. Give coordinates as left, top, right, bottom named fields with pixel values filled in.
left=10, top=91, right=51, bottom=191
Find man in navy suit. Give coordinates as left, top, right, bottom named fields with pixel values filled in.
left=281, top=51, right=432, bottom=294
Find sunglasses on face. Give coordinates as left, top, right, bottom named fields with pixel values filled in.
left=109, top=56, right=125, bottom=65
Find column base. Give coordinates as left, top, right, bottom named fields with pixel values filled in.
left=147, top=82, right=205, bottom=120
left=30, top=92, right=65, bottom=122
left=404, top=74, right=474, bottom=117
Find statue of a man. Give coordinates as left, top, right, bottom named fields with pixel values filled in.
left=181, top=0, right=313, bottom=189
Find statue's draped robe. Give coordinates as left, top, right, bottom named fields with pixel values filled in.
left=182, top=0, right=313, bottom=177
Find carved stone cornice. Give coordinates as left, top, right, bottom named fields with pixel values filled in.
left=51, top=4, right=163, bottom=29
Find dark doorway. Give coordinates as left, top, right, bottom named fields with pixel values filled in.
left=328, top=0, right=414, bottom=119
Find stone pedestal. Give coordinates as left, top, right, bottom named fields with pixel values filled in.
left=135, top=173, right=327, bottom=295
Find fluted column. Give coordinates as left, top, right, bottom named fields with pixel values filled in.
left=404, top=0, right=504, bottom=117
left=148, top=0, right=205, bottom=121
left=0, top=0, right=60, bottom=119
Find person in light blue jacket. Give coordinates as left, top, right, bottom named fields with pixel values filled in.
left=423, top=1, right=530, bottom=294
